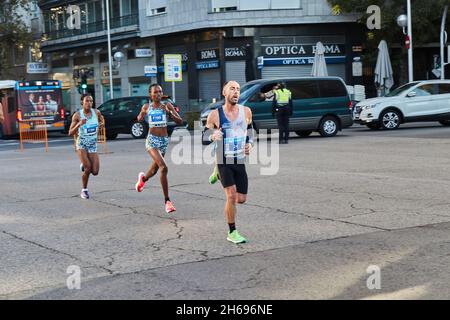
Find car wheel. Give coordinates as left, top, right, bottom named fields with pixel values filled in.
left=106, top=132, right=118, bottom=140
left=366, top=123, right=381, bottom=130
left=380, top=110, right=401, bottom=130
left=295, top=130, right=313, bottom=137
left=131, top=121, right=147, bottom=139
left=439, top=120, right=450, bottom=126
left=319, top=116, right=339, bottom=137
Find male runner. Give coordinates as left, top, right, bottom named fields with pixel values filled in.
left=206, top=81, right=254, bottom=244
left=135, top=84, right=183, bottom=213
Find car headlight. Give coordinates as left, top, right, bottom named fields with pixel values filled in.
left=361, top=105, right=372, bottom=111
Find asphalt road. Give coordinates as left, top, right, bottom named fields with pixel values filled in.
left=2, top=123, right=450, bottom=300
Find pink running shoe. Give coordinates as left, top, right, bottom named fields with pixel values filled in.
left=165, top=201, right=176, bottom=213
left=135, top=172, right=146, bottom=192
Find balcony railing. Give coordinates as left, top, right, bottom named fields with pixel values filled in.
left=43, top=14, right=138, bottom=41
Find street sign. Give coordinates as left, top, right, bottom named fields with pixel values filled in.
left=352, top=61, right=363, bottom=77
left=257, top=56, right=264, bottom=69
left=27, top=63, right=49, bottom=74
left=144, top=65, right=157, bottom=77
left=164, top=54, right=182, bottom=82
left=136, top=48, right=153, bottom=57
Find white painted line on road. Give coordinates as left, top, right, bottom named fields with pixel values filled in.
left=0, top=138, right=74, bottom=147
left=0, top=142, right=20, bottom=146
left=0, top=158, right=32, bottom=161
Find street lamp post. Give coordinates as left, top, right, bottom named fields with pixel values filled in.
left=397, top=5, right=414, bottom=83
left=440, top=5, right=448, bottom=80
left=406, top=0, right=413, bottom=83
left=105, top=0, right=114, bottom=99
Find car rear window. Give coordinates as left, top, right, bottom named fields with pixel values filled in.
left=288, top=81, right=320, bottom=99
left=318, top=80, right=348, bottom=98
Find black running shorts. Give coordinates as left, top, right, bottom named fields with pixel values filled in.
left=217, top=164, right=248, bottom=194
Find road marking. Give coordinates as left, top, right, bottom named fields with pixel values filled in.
left=0, top=138, right=74, bottom=147
left=0, top=142, right=20, bottom=146
left=0, top=158, right=32, bottom=161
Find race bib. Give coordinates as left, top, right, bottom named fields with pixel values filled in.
left=224, top=136, right=245, bottom=158
left=83, top=124, right=98, bottom=136
left=149, top=109, right=167, bottom=127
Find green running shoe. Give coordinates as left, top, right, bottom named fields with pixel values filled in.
left=209, top=167, right=219, bottom=184
left=227, top=230, right=247, bottom=244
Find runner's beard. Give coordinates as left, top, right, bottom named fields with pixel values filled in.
left=228, top=96, right=239, bottom=105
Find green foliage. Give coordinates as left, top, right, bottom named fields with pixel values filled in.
left=0, top=0, right=33, bottom=77
left=328, top=0, right=449, bottom=66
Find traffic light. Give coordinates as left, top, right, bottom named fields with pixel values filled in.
left=79, top=74, right=88, bottom=94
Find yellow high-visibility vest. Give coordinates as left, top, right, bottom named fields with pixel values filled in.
left=275, top=89, right=292, bottom=104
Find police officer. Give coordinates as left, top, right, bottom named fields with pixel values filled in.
left=272, top=82, right=292, bottom=144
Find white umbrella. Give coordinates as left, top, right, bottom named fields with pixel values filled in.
left=374, top=40, right=394, bottom=96
left=311, top=42, right=328, bottom=77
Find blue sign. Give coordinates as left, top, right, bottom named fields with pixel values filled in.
left=263, top=56, right=346, bottom=66
left=144, top=65, right=158, bottom=77
left=196, top=60, right=220, bottom=70
left=158, top=63, right=187, bottom=73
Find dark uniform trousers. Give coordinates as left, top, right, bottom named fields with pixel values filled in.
left=275, top=106, right=290, bottom=142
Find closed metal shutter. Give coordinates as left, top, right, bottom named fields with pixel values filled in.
left=262, top=65, right=312, bottom=79
left=226, top=61, right=247, bottom=85
left=161, top=72, right=189, bottom=112
left=262, top=64, right=346, bottom=80
left=198, top=69, right=221, bottom=103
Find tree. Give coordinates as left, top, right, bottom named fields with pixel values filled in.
left=0, top=0, right=33, bottom=78
left=327, top=0, right=450, bottom=84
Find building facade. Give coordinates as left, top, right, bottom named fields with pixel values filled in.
left=140, top=0, right=363, bottom=111
left=39, top=0, right=156, bottom=112
left=0, top=0, right=44, bottom=81
left=38, top=0, right=364, bottom=112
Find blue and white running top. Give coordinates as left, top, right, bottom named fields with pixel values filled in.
left=147, top=104, right=168, bottom=128
left=217, top=104, right=248, bottom=163
left=76, top=109, right=98, bottom=153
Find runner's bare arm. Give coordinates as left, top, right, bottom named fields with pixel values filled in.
left=206, top=109, right=219, bottom=129
left=245, top=107, right=253, bottom=125
left=137, top=104, right=149, bottom=122
left=68, top=112, right=83, bottom=136
left=245, top=107, right=254, bottom=155
left=96, top=109, right=105, bottom=128
left=206, top=110, right=223, bottom=142
left=165, top=102, right=183, bottom=125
